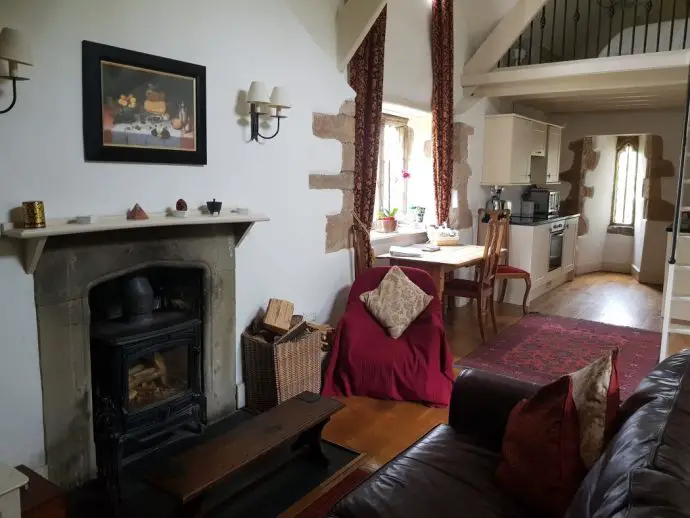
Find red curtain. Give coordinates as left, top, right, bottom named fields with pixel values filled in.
left=431, top=0, right=454, bottom=226
left=349, top=7, right=387, bottom=276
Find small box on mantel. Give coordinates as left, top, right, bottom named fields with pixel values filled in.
left=263, top=299, right=294, bottom=334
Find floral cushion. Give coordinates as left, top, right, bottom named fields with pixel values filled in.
left=360, top=266, right=433, bottom=339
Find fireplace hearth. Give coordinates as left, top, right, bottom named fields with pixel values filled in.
left=89, top=268, right=206, bottom=493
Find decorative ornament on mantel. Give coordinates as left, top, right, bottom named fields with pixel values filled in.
left=127, top=203, right=149, bottom=221
left=172, top=198, right=188, bottom=218
left=206, top=198, right=222, bottom=215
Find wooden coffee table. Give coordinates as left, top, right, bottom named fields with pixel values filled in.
left=144, top=392, right=343, bottom=517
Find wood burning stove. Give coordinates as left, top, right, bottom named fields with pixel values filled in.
left=89, top=269, right=206, bottom=496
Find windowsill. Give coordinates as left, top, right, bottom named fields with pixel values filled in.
left=370, top=226, right=428, bottom=245
left=607, top=224, right=634, bottom=237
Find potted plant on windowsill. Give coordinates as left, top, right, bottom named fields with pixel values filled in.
left=377, top=208, right=398, bottom=233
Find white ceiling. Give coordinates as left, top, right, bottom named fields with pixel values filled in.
left=456, top=0, right=520, bottom=54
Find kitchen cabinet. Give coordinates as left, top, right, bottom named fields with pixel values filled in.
left=482, top=114, right=563, bottom=186
left=501, top=215, right=580, bottom=307
left=482, top=115, right=532, bottom=185
left=531, top=224, right=551, bottom=283
left=531, top=121, right=547, bottom=156
left=546, top=125, right=562, bottom=183
left=562, top=216, right=578, bottom=273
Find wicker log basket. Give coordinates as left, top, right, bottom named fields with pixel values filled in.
left=241, top=327, right=322, bottom=413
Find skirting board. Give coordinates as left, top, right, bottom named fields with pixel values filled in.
left=602, top=262, right=633, bottom=274
left=631, top=264, right=641, bottom=281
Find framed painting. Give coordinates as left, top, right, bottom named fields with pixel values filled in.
left=82, top=41, right=207, bottom=165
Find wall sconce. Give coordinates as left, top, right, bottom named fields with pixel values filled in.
left=247, top=81, right=291, bottom=142
left=0, top=28, right=33, bottom=114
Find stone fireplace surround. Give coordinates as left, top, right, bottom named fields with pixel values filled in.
left=32, top=225, right=240, bottom=488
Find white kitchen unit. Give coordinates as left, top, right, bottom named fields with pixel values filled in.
left=482, top=114, right=563, bottom=186
left=0, top=465, right=28, bottom=518
left=502, top=215, right=580, bottom=306
left=546, top=125, right=562, bottom=184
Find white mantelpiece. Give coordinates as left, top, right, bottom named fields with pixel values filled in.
left=1, top=211, right=269, bottom=274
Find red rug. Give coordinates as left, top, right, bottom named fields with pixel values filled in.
left=454, top=314, right=661, bottom=399
left=294, top=468, right=371, bottom=517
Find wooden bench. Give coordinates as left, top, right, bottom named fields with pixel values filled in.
left=144, top=392, right=344, bottom=517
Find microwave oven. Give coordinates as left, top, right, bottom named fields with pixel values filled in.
left=522, top=187, right=560, bottom=217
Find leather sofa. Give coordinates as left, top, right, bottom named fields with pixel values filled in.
left=329, top=349, right=690, bottom=517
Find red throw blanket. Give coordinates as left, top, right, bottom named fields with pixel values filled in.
left=322, top=267, right=454, bottom=407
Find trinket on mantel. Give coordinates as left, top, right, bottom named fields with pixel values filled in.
left=22, top=201, right=46, bottom=229
left=127, top=203, right=149, bottom=220
left=206, top=198, right=222, bottom=215
left=171, top=198, right=188, bottom=218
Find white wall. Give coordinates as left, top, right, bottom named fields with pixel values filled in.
left=553, top=110, right=683, bottom=278
left=384, top=0, right=433, bottom=110
left=603, top=234, right=635, bottom=272
left=0, top=0, right=353, bottom=470
left=552, top=110, right=684, bottom=205
left=576, top=135, right=618, bottom=274
left=633, top=134, right=648, bottom=274
left=287, top=0, right=343, bottom=66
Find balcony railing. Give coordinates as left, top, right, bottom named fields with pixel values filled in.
left=498, top=0, right=690, bottom=67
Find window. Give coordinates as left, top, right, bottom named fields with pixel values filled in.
left=611, top=143, right=639, bottom=226
left=374, top=115, right=410, bottom=220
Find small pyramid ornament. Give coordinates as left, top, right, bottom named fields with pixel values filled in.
left=127, top=203, right=149, bottom=220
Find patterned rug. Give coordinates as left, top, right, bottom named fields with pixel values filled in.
left=454, top=314, right=661, bottom=399
left=295, top=468, right=371, bottom=517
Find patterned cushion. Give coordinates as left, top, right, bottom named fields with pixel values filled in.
left=496, top=350, right=620, bottom=518
left=360, top=266, right=433, bottom=339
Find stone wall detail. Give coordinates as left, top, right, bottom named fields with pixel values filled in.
left=309, top=101, right=356, bottom=253
left=644, top=134, right=675, bottom=221
left=450, top=122, right=475, bottom=230
left=559, top=136, right=599, bottom=236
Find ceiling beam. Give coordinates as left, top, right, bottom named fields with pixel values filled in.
left=336, top=0, right=387, bottom=71
left=463, top=0, right=550, bottom=76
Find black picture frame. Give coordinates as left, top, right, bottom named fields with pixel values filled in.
left=82, top=41, right=207, bottom=165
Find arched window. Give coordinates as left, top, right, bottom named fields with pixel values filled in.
left=611, top=143, right=639, bottom=226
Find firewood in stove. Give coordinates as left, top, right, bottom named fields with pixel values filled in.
left=128, top=364, right=145, bottom=377
left=154, top=352, right=169, bottom=385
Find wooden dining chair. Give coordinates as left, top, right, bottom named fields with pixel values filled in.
left=444, top=212, right=507, bottom=341
left=477, top=209, right=532, bottom=315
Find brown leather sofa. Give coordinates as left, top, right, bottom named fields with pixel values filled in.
left=329, top=349, right=690, bottom=518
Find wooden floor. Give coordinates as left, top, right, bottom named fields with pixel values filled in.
left=323, top=272, right=673, bottom=470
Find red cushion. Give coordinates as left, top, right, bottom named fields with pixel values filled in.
left=496, top=350, right=620, bottom=518
left=497, top=265, right=529, bottom=275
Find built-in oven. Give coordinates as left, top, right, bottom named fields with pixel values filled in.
left=549, top=220, right=565, bottom=271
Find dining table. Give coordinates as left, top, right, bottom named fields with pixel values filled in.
left=377, top=244, right=490, bottom=297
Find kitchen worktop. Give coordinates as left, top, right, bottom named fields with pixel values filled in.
left=509, top=213, right=580, bottom=226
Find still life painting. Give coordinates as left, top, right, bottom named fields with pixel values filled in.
left=82, top=41, right=207, bottom=165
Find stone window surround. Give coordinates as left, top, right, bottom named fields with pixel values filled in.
left=32, top=225, right=238, bottom=488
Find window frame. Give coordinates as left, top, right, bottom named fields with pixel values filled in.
left=610, top=142, right=639, bottom=228
left=375, top=113, right=411, bottom=221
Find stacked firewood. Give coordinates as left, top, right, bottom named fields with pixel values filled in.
left=248, top=299, right=333, bottom=350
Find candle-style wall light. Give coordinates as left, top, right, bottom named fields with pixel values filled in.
left=247, top=81, right=291, bottom=142
left=0, top=28, right=33, bottom=115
